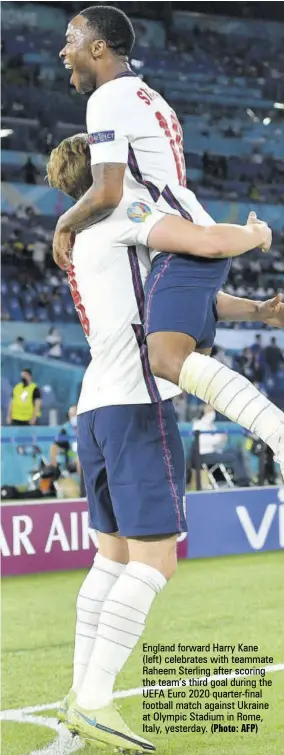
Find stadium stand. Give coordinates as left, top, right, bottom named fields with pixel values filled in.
left=1, top=1, right=284, bottom=418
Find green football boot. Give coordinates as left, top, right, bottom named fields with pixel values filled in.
left=67, top=699, right=156, bottom=753
left=57, top=688, right=76, bottom=724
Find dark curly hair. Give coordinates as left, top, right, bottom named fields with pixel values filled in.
left=81, top=5, right=135, bottom=56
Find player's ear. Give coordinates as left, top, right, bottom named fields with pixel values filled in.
left=91, top=38, right=106, bottom=59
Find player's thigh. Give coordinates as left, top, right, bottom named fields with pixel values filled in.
left=95, top=401, right=186, bottom=541
left=196, top=294, right=218, bottom=352
left=77, top=410, right=118, bottom=535
left=127, top=533, right=178, bottom=581
left=145, top=258, right=216, bottom=381
left=144, top=253, right=213, bottom=342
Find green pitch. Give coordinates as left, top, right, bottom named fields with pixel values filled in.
left=2, top=551, right=284, bottom=755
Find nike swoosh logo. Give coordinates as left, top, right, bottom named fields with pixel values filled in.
left=76, top=711, right=97, bottom=727
left=75, top=710, right=155, bottom=750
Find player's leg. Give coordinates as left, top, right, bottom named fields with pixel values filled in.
left=69, top=401, right=185, bottom=751
left=67, top=405, right=175, bottom=751
left=58, top=531, right=127, bottom=723
left=145, top=269, right=284, bottom=474
left=70, top=411, right=128, bottom=697
left=78, top=533, right=177, bottom=712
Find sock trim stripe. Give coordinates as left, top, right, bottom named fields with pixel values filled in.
left=98, top=621, right=142, bottom=639
left=248, top=402, right=271, bottom=432
left=96, top=632, right=134, bottom=651
left=80, top=596, right=105, bottom=603
left=102, top=608, right=145, bottom=626
left=77, top=607, right=101, bottom=615
left=92, top=566, right=123, bottom=578
left=77, top=619, right=99, bottom=629
left=203, top=364, right=226, bottom=401
left=236, top=393, right=259, bottom=422
left=106, top=598, right=148, bottom=617
left=223, top=383, right=249, bottom=414
left=124, top=572, right=158, bottom=592
left=211, top=375, right=239, bottom=405
left=77, top=632, right=98, bottom=641
left=73, top=661, right=86, bottom=667
left=90, top=664, right=116, bottom=676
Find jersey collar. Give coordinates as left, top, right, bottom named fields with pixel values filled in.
left=115, top=70, right=137, bottom=79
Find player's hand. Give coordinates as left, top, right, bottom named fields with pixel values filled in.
left=246, top=211, right=272, bottom=253
left=53, top=223, right=75, bottom=270
left=258, top=293, right=284, bottom=328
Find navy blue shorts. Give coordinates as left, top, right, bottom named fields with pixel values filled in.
left=144, top=253, right=218, bottom=349
left=77, top=400, right=186, bottom=538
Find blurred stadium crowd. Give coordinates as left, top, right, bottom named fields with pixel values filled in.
left=1, top=1, right=284, bottom=424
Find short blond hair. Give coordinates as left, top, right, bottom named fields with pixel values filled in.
left=47, top=133, right=92, bottom=200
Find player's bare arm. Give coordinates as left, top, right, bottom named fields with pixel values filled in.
left=217, top=291, right=284, bottom=328
left=49, top=134, right=271, bottom=270
left=52, top=162, right=125, bottom=269
left=148, top=210, right=272, bottom=261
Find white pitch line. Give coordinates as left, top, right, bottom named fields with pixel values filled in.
left=2, top=662, right=284, bottom=719
left=1, top=664, right=283, bottom=755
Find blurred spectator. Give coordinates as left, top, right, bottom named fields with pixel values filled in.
left=250, top=334, right=265, bottom=384
left=213, top=345, right=233, bottom=368
left=50, top=405, right=79, bottom=474
left=236, top=347, right=254, bottom=380
left=173, top=393, right=189, bottom=422
left=249, top=183, right=260, bottom=201
left=264, top=336, right=284, bottom=374
left=191, top=405, right=250, bottom=486
left=21, top=157, right=39, bottom=185
left=46, top=327, right=63, bottom=359
left=6, top=368, right=41, bottom=426
left=250, top=334, right=263, bottom=353
left=251, top=351, right=265, bottom=386
left=8, top=336, right=25, bottom=353
left=30, top=238, right=47, bottom=271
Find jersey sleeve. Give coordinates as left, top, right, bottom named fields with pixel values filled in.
left=86, top=91, right=128, bottom=166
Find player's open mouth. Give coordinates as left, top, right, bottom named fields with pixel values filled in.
left=64, top=61, right=75, bottom=85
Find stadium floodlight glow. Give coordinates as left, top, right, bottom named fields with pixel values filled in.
left=131, top=58, right=144, bottom=69
left=263, top=117, right=271, bottom=125
left=246, top=108, right=259, bottom=123
left=274, top=102, right=284, bottom=110
left=0, top=129, right=13, bottom=137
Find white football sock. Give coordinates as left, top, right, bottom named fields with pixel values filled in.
left=179, top=352, right=284, bottom=452
left=77, top=560, right=166, bottom=710
left=72, top=553, right=126, bottom=693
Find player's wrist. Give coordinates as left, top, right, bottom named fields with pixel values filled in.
left=252, top=301, right=263, bottom=321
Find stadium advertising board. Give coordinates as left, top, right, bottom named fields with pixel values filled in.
left=1, top=486, right=283, bottom=576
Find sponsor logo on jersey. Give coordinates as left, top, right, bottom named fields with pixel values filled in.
left=88, top=130, right=115, bottom=144
left=127, top=201, right=152, bottom=223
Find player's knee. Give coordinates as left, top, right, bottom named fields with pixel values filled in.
left=163, top=552, right=177, bottom=581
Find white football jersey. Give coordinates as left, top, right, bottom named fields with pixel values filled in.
left=86, top=70, right=215, bottom=262
left=70, top=224, right=180, bottom=415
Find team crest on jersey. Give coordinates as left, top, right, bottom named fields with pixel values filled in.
left=127, top=201, right=152, bottom=223
left=88, top=131, right=115, bottom=144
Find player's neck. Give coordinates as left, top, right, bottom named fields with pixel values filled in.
left=95, top=59, right=131, bottom=89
